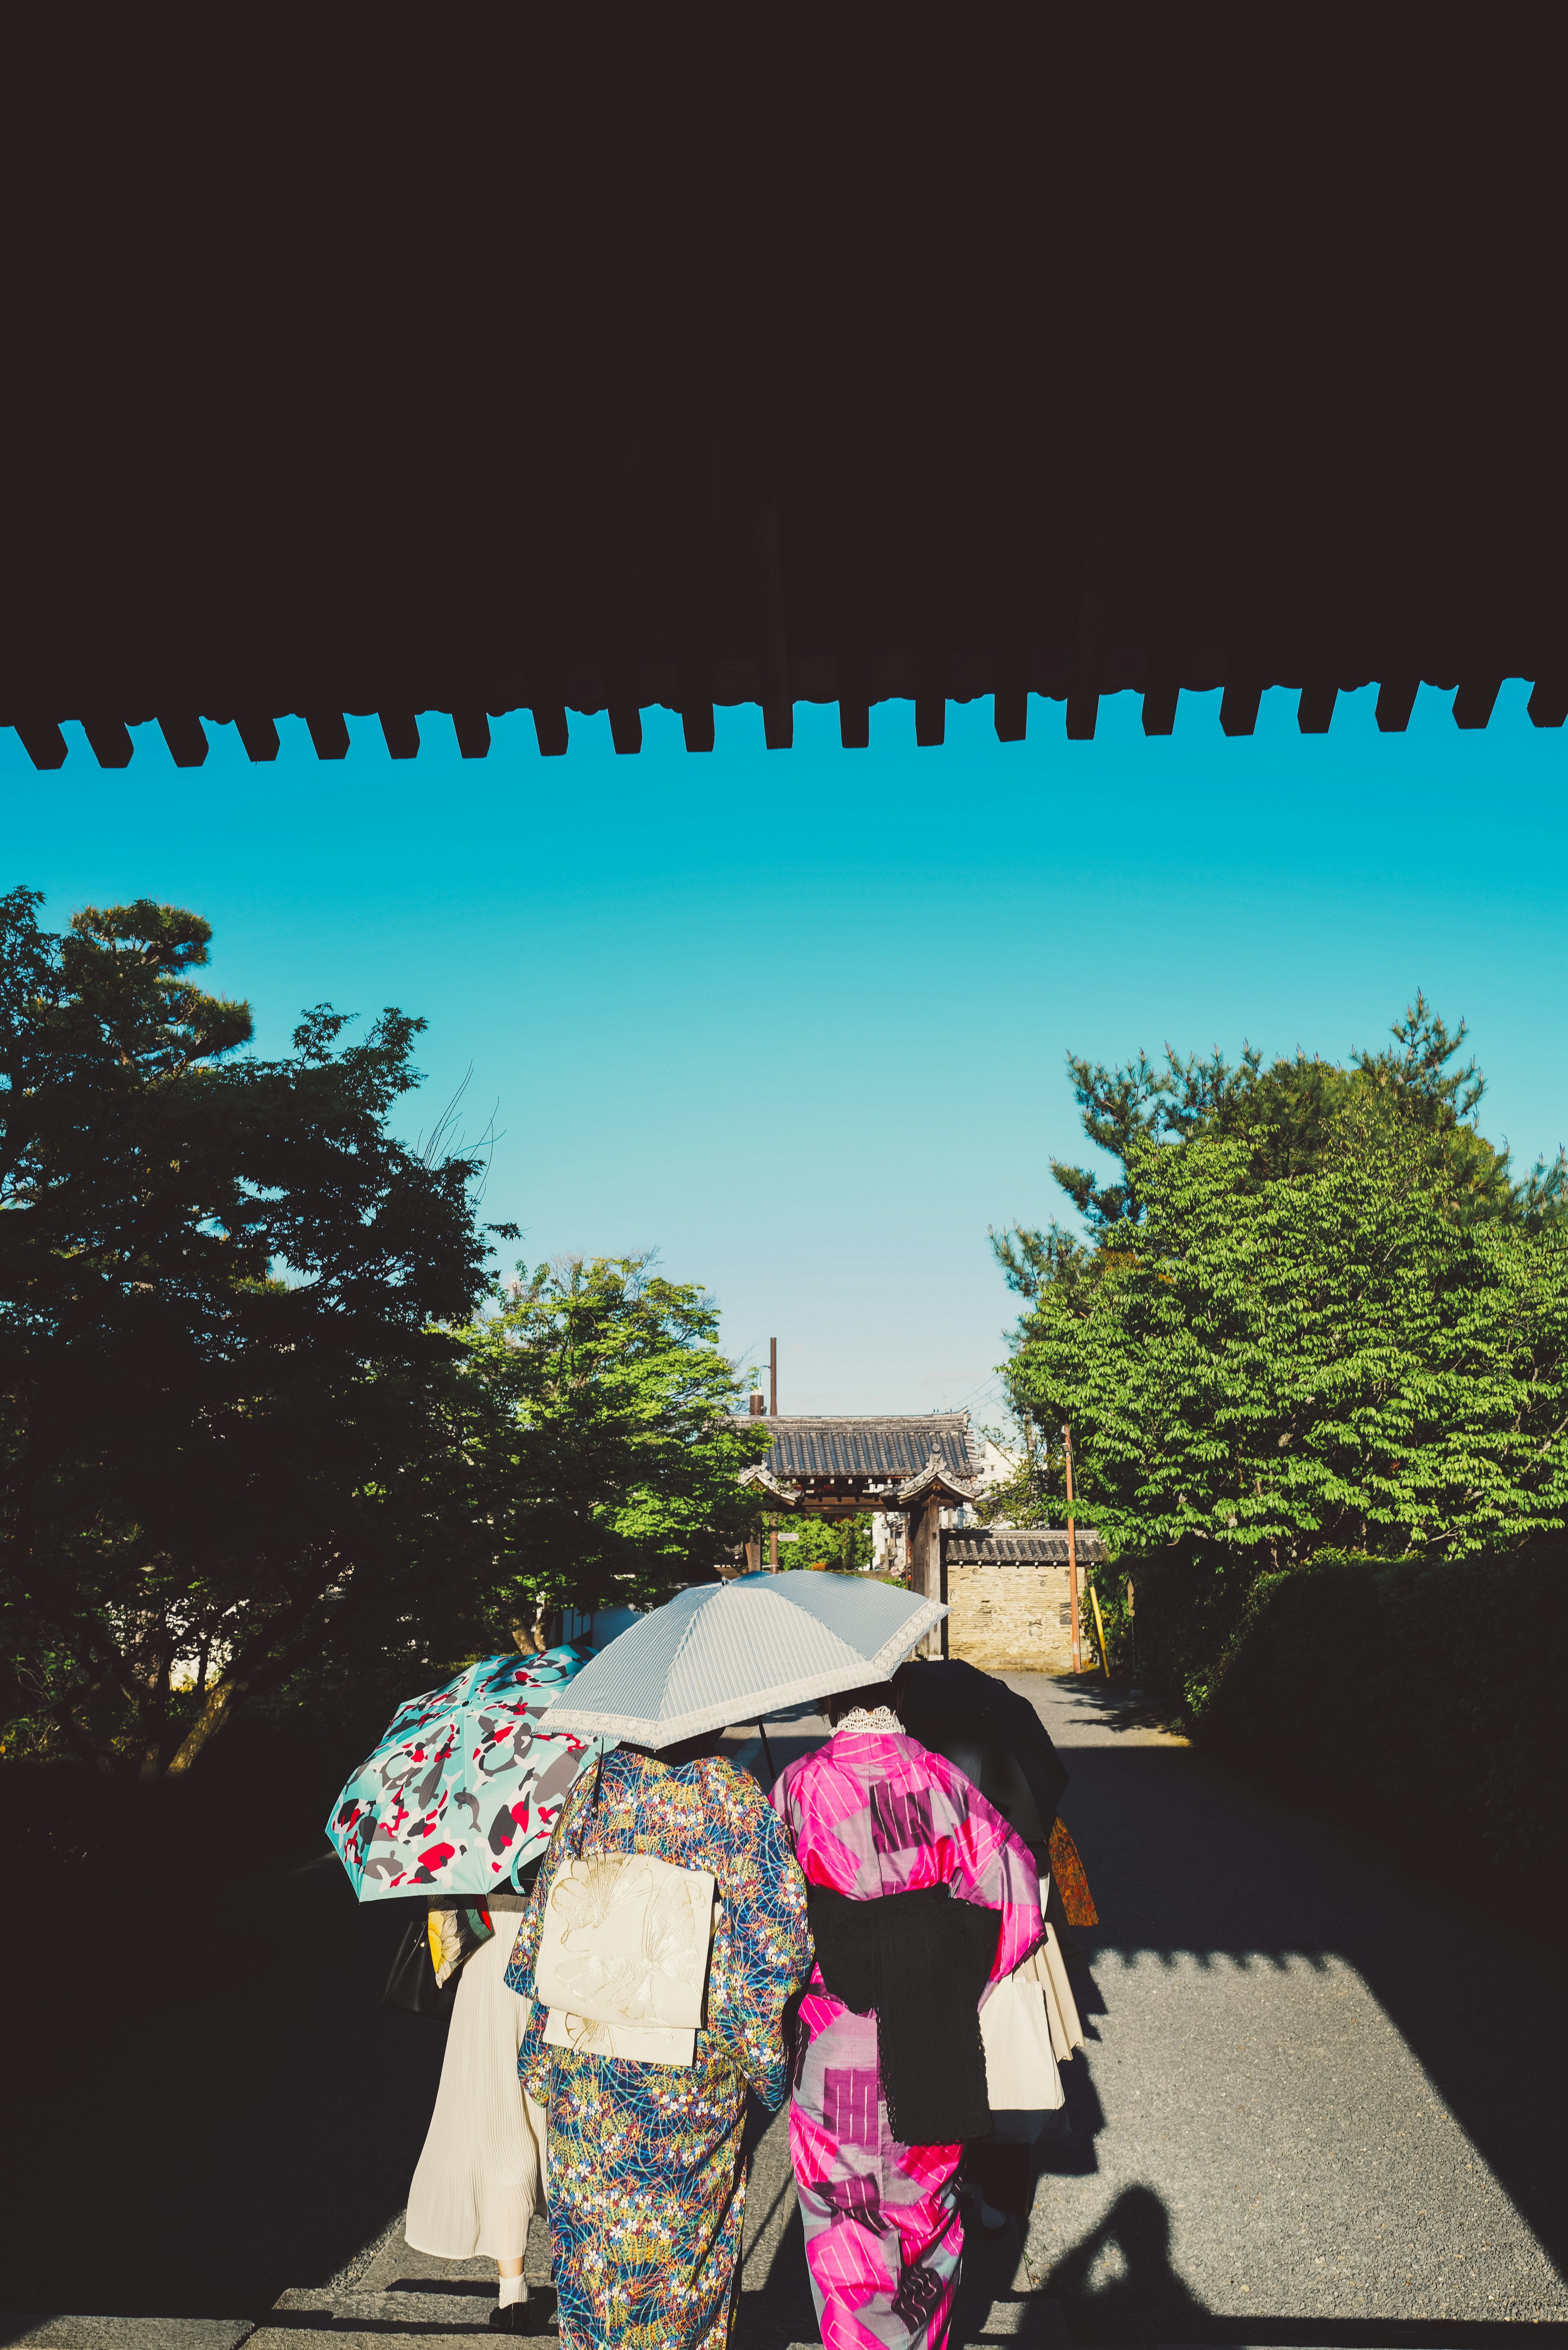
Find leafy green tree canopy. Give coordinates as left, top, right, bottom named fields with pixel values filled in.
left=770, top=1513, right=872, bottom=1572
left=458, top=1253, right=771, bottom=1637
left=0, top=888, right=504, bottom=1778
left=996, top=995, right=1564, bottom=1296
left=995, top=1001, right=1568, bottom=1570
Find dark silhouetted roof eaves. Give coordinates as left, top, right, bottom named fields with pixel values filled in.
left=3, top=23, right=1564, bottom=769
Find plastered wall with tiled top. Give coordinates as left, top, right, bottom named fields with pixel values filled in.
left=944, top=1557, right=1081, bottom=1673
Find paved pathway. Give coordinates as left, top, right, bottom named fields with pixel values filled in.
left=0, top=1849, right=447, bottom=2327
left=736, top=1677, right=1568, bottom=2344
left=1000, top=1673, right=1568, bottom=2342
left=8, top=1680, right=1567, bottom=2347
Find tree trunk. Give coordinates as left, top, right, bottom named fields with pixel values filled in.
left=510, top=1607, right=550, bottom=1654
left=52, top=1683, right=123, bottom=1777
left=163, top=1563, right=355, bottom=1775
left=163, top=1673, right=251, bottom=1777
left=137, top=1616, right=173, bottom=1784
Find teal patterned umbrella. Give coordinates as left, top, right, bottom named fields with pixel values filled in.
left=326, top=1648, right=610, bottom=1900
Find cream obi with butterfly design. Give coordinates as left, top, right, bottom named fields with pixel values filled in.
left=534, top=1850, right=717, bottom=2065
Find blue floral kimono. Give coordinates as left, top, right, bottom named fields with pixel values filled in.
left=506, top=1749, right=811, bottom=2350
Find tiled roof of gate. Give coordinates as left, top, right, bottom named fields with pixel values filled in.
left=738, top=1415, right=976, bottom=1483
left=944, top=1528, right=1108, bottom=1565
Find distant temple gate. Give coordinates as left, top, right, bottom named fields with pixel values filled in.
left=733, top=1414, right=1106, bottom=1675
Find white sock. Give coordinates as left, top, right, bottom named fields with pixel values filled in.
left=498, top=2273, right=527, bottom=2306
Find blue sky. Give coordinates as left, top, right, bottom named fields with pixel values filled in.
left=4, top=683, right=1563, bottom=1424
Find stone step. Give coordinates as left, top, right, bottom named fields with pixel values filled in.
left=0, top=2130, right=1062, bottom=2350
left=0, top=2323, right=254, bottom=2349
left=249, top=2282, right=547, bottom=2343
left=246, top=2213, right=559, bottom=2346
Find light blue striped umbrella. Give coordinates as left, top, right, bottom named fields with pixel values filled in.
left=535, top=1571, right=947, bottom=1747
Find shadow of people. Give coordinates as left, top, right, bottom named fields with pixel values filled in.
left=1042, top=2184, right=1212, bottom=2346
left=1030, top=2030, right=1108, bottom=2181
left=733, top=2198, right=818, bottom=2350
left=734, top=2098, right=820, bottom=2350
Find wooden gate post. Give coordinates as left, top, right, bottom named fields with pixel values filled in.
left=909, top=1499, right=942, bottom=1655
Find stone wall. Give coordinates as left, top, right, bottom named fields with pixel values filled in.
left=944, top=1556, right=1082, bottom=1673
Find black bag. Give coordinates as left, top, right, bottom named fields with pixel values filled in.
left=382, top=1911, right=459, bottom=2018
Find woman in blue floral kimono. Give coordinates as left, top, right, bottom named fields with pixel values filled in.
left=506, top=1738, right=811, bottom=2350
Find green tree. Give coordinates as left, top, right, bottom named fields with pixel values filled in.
left=994, top=1000, right=1568, bottom=1530
left=771, top=1512, right=872, bottom=1572
left=996, top=995, right=1564, bottom=1290
left=1001, top=1115, right=1568, bottom=1569
left=0, top=889, right=503, bottom=1778
left=457, top=1253, right=771, bottom=1641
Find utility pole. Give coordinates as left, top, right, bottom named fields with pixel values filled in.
left=768, top=1338, right=779, bottom=1569
left=1063, top=1422, right=1082, bottom=1674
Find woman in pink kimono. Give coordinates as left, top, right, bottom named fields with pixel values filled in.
left=771, top=1678, right=1043, bottom=2350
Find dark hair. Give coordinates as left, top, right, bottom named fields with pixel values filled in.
left=625, top=1729, right=727, bottom=1767
left=822, top=1680, right=901, bottom=1728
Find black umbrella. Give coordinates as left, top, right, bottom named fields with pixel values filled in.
left=892, top=1657, right=1068, bottom=1853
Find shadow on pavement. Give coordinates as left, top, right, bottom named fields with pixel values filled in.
left=1042, top=2183, right=1212, bottom=2345
left=0, top=1851, right=446, bottom=2319
left=1038, top=2181, right=1568, bottom=2349
left=9, top=1677, right=1565, bottom=2342
left=735, top=2198, right=816, bottom=2350
left=735, top=2095, right=819, bottom=2350
left=1017, top=1678, right=1568, bottom=2296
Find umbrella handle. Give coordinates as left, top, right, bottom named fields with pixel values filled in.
left=756, top=1719, right=777, bottom=1790
left=564, top=1745, right=605, bottom=1864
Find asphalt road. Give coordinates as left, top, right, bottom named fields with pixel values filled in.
left=8, top=1681, right=1566, bottom=2348
left=1007, top=1672, right=1568, bottom=2343
left=735, top=1676, right=1568, bottom=2346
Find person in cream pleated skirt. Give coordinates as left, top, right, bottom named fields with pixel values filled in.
left=406, top=1890, right=548, bottom=2332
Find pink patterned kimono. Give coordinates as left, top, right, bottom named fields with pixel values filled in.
left=771, top=1729, right=1042, bottom=2350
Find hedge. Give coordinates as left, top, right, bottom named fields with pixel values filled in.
left=1126, top=1543, right=1568, bottom=1892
